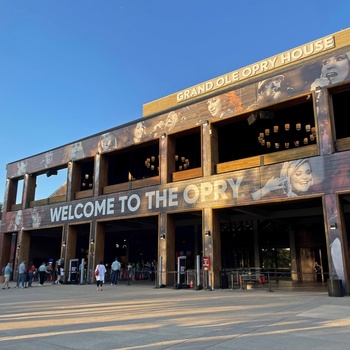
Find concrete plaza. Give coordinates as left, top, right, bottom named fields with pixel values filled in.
left=1, top=280, right=349, bottom=350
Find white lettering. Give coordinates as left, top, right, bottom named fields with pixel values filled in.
left=145, top=191, right=155, bottom=209
left=281, top=51, right=291, bottom=64
left=62, top=206, right=68, bottom=221
left=175, top=36, right=335, bottom=103
left=83, top=202, right=94, bottom=218
left=242, top=67, right=252, bottom=77
left=168, top=188, right=178, bottom=206
left=119, top=196, right=128, bottom=213
left=50, top=207, right=62, bottom=222
left=213, top=180, right=228, bottom=200
left=74, top=203, right=84, bottom=219
left=324, top=36, right=335, bottom=50
left=156, top=190, right=167, bottom=209
left=268, top=56, right=278, bottom=68
left=94, top=200, right=106, bottom=216
left=183, top=184, right=199, bottom=204
left=107, top=198, right=115, bottom=214
left=200, top=182, right=213, bottom=202
left=206, top=81, right=214, bottom=91
left=291, top=48, right=303, bottom=60
left=216, top=77, right=225, bottom=87
left=68, top=205, right=74, bottom=220
left=127, top=194, right=140, bottom=212
left=227, top=177, right=243, bottom=198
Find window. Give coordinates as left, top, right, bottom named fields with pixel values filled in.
left=217, top=97, right=316, bottom=163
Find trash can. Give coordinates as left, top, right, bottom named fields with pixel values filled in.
left=221, top=272, right=228, bottom=289
left=327, top=278, right=343, bottom=297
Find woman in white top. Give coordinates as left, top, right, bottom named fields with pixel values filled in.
left=95, top=261, right=107, bottom=291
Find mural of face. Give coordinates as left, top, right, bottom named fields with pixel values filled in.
left=165, top=111, right=178, bottom=131
left=100, top=133, right=113, bottom=151
left=31, top=208, right=42, bottom=228
left=70, top=142, right=84, bottom=159
left=290, top=161, right=313, bottom=194
left=261, top=79, right=282, bottom=100
left=321, top=53, right=350, bottom=84
left=44, top=151, right=53, bottom=167
left=16, top=161, right=27, bottom=175
left=207, top=96, right=223, bottom=117
left=134, top=122, right=146, bottom=142
left=15, top=210, right=23, bottom=229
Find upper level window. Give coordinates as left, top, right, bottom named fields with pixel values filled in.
left=173, top=131, right=201, bottom=172
left=107, top=141, right=159, bottom=185
left=331, top=84, right=350, bottom=140
left=217, top=97, right=316, bottom=163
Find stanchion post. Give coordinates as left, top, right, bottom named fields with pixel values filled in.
left=267, top=270, right=273, bottom=292
left=158, top=256, right=163, bottom=288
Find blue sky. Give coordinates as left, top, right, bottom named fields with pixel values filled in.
left=1, top=0, right=350, bottom=203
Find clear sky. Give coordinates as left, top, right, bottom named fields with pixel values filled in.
left=1, top=0, right=350, bottom=203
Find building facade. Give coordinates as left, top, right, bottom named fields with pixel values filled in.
left=1, top=29, right=350, bottom=294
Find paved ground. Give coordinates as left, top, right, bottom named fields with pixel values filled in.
left=1, top=280, right=349, bottom=350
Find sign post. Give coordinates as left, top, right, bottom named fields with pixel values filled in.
left=202, top=257, right=211, bottom=290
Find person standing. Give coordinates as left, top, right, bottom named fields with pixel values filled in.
left=38, top=262, right=47, bottom=286
left=150, top=260, right=156, bottom=282
left=2, top=263, right=12, bottom=289
left=127, top=262, right=134, bottom=285
left=27, top=262, right=36, bottom=287
left=314, top=261, right=322, bottom=282
left=16, top=261, right=26, bottom=288
left=95, top=261, right=106, bottom=291
left=55, top=259, right=64, bottom=284
left=110, top=257, right=121, bottom=286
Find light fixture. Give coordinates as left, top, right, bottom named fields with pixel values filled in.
left=205, top=230, right=211, bottom=237
left=62, top=241, right=66, bottom=247
left=16, top=244, right=20, bottom=249
left=203, top=120, right=209, bottom=126
left=247, top=112, right=258, bottom=125
left=161, top=133, right=166, bottom=139
left=160, top=233, right=166, bottom=240
left=46, top=169, right=58, bottom=177
left=90, top=238, right=95, bottom=244
left=330, top=223, right=337, bottom=230
left=85, top=174, right=89, bottom=179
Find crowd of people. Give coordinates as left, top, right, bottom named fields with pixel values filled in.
left=94, top=259, right=157, bottom=291
left=2, top=258, right=65, bottom=289
left=2, top=258, right=157, bottom=291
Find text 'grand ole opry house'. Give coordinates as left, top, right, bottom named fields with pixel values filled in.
left=2, top=28, right=350, bottom=295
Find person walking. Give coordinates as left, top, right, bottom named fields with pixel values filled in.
left=16, top=261, right=26, bottom=288
left=2, top=263, right=12, bottom=289
left=95, top=261, right=106, bottom=291
left=27, top=262, right=36, bottom=287
left=38, top=262, right=47, bottom=286
left=55, top=258, right=64, bottom=284
left=110, top=257, right=121, bottom=286
left=127, top=262, right=134, bottom=285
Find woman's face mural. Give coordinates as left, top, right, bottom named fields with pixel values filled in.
left=321, top=53, right=350, bottom=84
left=290, top=161, right=313, bottom=193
